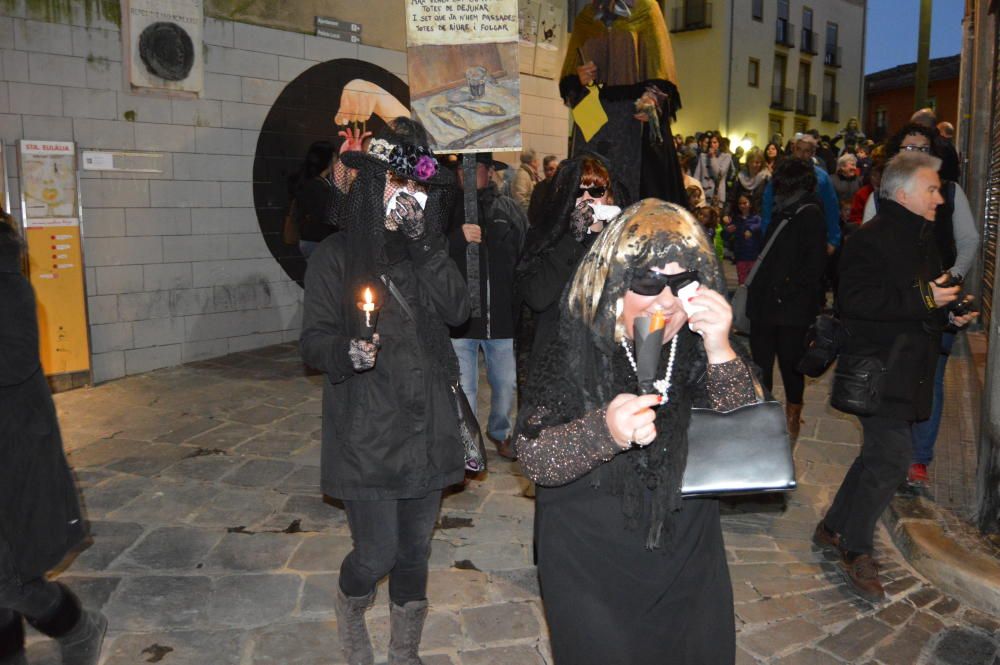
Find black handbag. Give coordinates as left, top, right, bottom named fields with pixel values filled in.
left=381, top=275, right=487, bottom=473
left=797, top=314, right=848, bottom=378
left=682, top=393, right=796, bottom=497
left=831, top=353, right=886, bottom=416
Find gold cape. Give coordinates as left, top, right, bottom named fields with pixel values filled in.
left=560, top=0, right=678, bottom=88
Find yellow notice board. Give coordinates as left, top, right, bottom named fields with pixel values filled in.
left=17, top=140, right=91, bottom=377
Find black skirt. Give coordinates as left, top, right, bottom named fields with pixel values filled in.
left=536, top=484, right=735, bottom=665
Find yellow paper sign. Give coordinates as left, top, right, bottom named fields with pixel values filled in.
left=571, top=84, right=608, bottom=142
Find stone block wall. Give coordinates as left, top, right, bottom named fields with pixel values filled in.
left=0, top=6, right=569, bottom=383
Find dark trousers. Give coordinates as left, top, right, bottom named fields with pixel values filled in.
left=0, top=576, right=62, bottom=626
left=823, top=415, right=911, bottom=554
left=749, top=324, right=809, bottom=404
left=339, top=490, right=442, bottom=605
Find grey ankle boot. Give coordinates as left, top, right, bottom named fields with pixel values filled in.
left=334, top=586, right=375, bottom=665
left=58, top=609, right=108, bottom=665
left=26, top=584, right=106, bottom=665
left=388, top=600, right=429, bottom=665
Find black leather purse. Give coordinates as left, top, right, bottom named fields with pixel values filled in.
left=682, top=385, right=796, bottom=497
left=830, top=353, right=886, bottom=416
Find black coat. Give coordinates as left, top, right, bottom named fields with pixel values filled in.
left=0, top=256, right=85, bottom=584
left=300, top=231, right=470, bottom=500
left=838, top=200, right=946, bottom=421
left=447, top=187, right=526, bottom=340
left=746, top=198, right=828, bottom=328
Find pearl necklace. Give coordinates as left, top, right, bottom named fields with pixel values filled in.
left=621, top=336, right=677, bottom=402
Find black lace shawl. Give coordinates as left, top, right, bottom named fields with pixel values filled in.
left=515, top=199, right=727, bottom=549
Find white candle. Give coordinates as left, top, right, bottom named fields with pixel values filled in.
left=362, top=288, right=375, bottom=329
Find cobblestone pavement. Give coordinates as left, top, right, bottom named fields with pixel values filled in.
left=23, top=343, right=1000, bottom=664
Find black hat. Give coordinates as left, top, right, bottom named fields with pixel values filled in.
left=340, top=137, right=452, bottom=187
left=438, top=152, right=508, bottom=171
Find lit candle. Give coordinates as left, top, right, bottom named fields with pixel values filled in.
left=362, top=288, right=375, bottom=329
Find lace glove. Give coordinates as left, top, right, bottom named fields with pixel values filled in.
left=389, top=192, right=427, bottom=241
left=348, top=335, right=380, bottom=372
left=569, top=201, right=596, bottom=243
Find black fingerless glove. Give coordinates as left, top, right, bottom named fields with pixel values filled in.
left=569, top=202, right=596, bottom=243
left=391, top=192, right=427, bottom=241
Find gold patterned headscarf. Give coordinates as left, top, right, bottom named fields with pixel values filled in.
left=565, top=198, right=725, bottom=351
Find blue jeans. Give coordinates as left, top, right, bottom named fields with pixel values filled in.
left=910, top=332, right=955, bottom=465
left=452, top=338, right=516, bottom=441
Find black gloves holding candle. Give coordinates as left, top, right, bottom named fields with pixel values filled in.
left=349, top=335, right=380, bottom=372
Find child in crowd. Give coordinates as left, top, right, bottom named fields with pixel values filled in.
left=723, top=194, right=762, bottom=285
left=695, top=205, right=724, bottom=263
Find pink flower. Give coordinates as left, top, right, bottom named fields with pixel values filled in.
left=414, top=155, right=438, bottom=180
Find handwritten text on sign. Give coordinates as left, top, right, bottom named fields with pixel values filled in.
left=406, top=0, right=518, bottom=47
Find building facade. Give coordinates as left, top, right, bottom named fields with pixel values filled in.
left=664, top=0, right=866, bottom=149
left=863, top=55, right=960, bottom=142
left=0, top=0, right=569, bottom=383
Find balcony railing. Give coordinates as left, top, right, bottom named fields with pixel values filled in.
left=775, top=19, right=795, bottom=47
left=771, top=85, right=794, bottom=111
left=822, top=100, right=840, bottom=123
left=801, top=29, right=818, bottom=54
left=796, top=91, right=817, bottom=116
left=824, top=45, right=843, bottom=67
left=670, top=2, right=713, bottom=32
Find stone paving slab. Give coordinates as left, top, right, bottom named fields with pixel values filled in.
left=23, top=343, right=998, bottom=664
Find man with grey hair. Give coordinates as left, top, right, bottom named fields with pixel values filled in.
left=511, top=148, right=541, bottom=213
left=813, top=151, right=978, bottom=602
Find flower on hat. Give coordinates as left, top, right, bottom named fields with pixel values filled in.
left=387, top=144, right=439, bottom=181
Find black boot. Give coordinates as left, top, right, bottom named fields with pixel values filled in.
left=26, top=583, right=107, bottom=665
left=0, top=610, right=25, bottom=664
left=388, top=600, right=428, bottom=665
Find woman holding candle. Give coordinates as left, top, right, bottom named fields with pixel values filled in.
left=300, top=117, right=469, bottom=665
left=514, top=199, right=762, bottom=665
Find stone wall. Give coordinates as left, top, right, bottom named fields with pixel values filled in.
left=0, top=5, right=569, bottom=383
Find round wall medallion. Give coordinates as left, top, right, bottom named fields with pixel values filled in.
left=138, top=22, right=195, bottom=81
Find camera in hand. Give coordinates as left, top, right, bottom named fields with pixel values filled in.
left=936, top=272, right=964, bottom=289
left=950, top=295, right=977, bottom=318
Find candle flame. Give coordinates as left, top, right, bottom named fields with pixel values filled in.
left=650, top=310, right=666, bottom=332
left=364, top=288, right=373, bottom=306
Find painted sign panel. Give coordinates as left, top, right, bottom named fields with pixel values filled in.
left=404, top=0, right=522, bottom=153
left=17, top=141, right=91, bottom=377
left=124, top=0, right=204, bottom=95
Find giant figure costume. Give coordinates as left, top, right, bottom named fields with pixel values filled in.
left=561, top=0, right=686, bottom=206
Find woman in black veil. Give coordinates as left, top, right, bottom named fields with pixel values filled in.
left=515, top=199, right=762, bottom=665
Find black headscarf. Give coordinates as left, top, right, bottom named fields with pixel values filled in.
left=515, top=151, right=632, bottom=280
left=516, top=198, right=727, bottom=549
left=337, top=118, right=460, bottom=382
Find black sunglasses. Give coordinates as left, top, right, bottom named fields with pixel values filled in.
left=576, top=185, right=607, bottom=199
left=629, top=270, right=700, bottom=297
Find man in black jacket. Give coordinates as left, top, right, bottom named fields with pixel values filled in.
left=812, top=152, right=977, bottom=601
left=0, top=221, right=107, bottom=665
left=448, top=154, right=527, bottom=459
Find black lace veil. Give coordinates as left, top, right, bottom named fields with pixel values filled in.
left=517, top=199, right=727, bottom=549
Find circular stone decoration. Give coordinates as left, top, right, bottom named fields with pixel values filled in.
left=138, top=22, right=195, bottom=81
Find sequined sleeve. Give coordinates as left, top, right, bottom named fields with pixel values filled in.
left=516, top=407, right=621, bottom=487
left=705, top=358, right=759, bottom=411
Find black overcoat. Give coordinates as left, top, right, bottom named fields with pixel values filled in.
left=837, top=200, right=946, bottom=421
left=0, top=256, right=85, bottom=585
left=746, top=198, right=828, bottom=328
left=300, top=231, right=470, bottom=500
